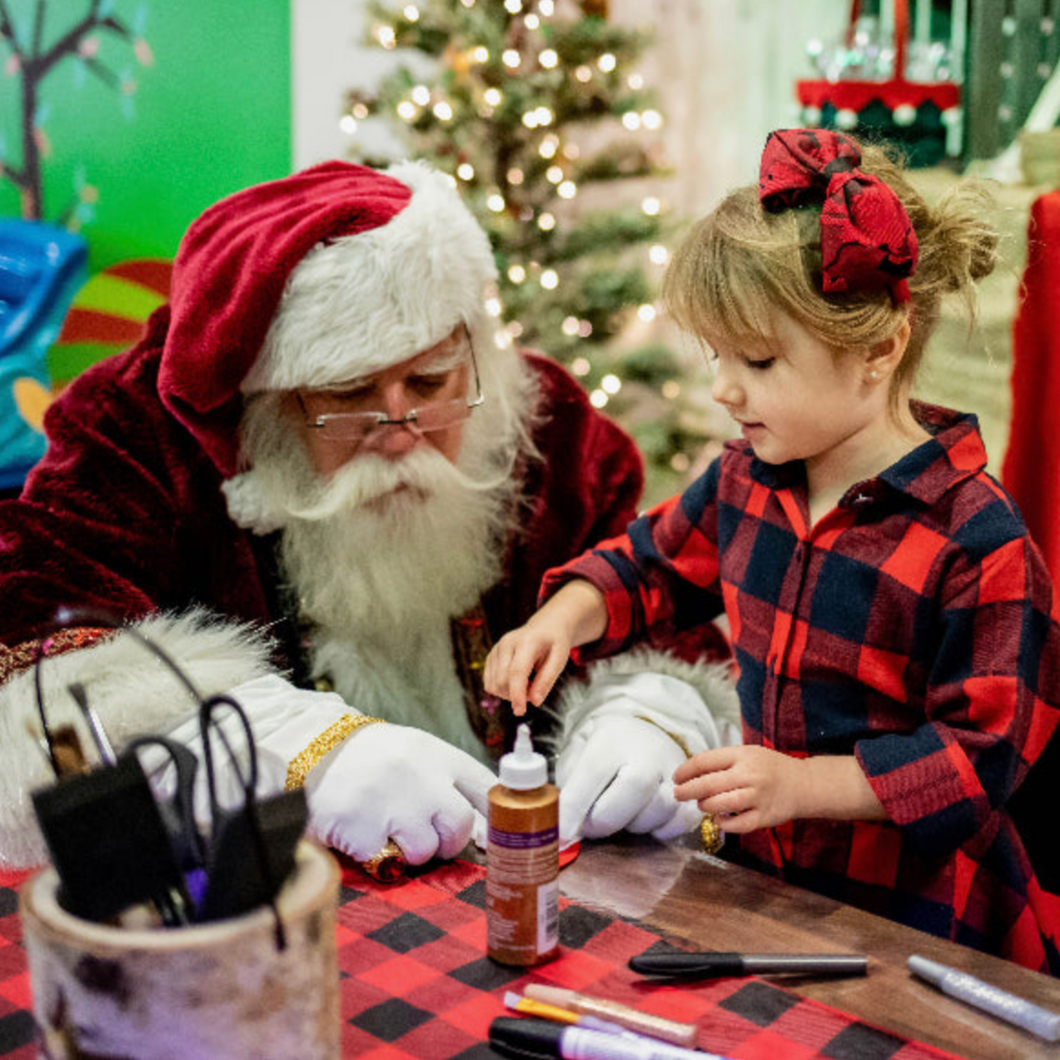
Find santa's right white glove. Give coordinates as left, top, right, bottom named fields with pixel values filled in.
left=553, top=668, right=740, bottom=847
left=557, top=714, right=702, bottom=843
left=304, top=721, right=496, bottom=865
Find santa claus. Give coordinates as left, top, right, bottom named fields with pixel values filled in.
left=0, top=160, right=737, bottom=873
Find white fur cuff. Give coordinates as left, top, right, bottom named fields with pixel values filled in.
left=0, top=609, right=279, bottom=869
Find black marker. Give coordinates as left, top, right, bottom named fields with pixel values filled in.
left=629, top=951, right=868, bottom=980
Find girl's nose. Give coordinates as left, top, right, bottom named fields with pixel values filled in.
left=710, top=364, right=742, bottom=409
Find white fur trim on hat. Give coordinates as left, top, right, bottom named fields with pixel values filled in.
left=242, top=160, right=499, bottom=393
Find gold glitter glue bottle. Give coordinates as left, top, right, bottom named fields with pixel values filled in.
left=486, top=723, right=559, bottom=966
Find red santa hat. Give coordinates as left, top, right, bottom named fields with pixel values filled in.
left=158, top=160, right=498, bottom=478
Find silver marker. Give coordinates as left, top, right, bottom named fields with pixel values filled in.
left=908, top=955, right=1060, bottom=1041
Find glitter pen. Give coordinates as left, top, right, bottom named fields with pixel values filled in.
left=520, top=985, right=697, bottom=1048
left=504, top=992, right=642, bottom=1038
left=908, top=955, right=1060, bottom=1041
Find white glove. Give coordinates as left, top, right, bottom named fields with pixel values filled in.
left=554, top=670, right=740, bottom=846
left=304, top=721, right=496, bottom=864
left=557, top=714, right=701, bottom=843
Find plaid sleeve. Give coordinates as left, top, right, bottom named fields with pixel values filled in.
left=539, top=458, right=726, bottom=661
left=856, top=525, right=1060, bottom=855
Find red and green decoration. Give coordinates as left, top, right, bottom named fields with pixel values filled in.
left=47, top=257, right=171, bottom=388
left=796, top=0, right=962, bottom=168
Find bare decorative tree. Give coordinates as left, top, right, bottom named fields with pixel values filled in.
left=0, top=0, right=152, bottom=222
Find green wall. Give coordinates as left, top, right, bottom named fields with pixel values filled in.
left=0, top=1, right=291, bottom=271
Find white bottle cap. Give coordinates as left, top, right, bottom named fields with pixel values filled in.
left=498, top=724, right=547, bottom=790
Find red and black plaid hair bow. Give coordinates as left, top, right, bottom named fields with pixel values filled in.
left=757, top=128, right=918, bottom=303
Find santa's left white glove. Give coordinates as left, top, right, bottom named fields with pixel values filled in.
left=147, top=674, right=496, bottom=866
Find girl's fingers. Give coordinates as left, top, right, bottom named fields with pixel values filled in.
left=672, top=746, right=738, bottom=784
left=527, top=643, right=569, bottom=706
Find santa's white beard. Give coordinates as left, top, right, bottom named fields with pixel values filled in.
left=236, top=431, right=517, bottom=762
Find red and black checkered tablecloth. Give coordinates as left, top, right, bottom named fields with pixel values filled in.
left=0, top=858, right=963, bottom=1060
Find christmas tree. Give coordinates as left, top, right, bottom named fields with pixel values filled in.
left=344, top=0, right=720, bottom=504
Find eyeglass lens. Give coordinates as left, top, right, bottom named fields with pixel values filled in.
left=312, top=398, right=475, bottom=441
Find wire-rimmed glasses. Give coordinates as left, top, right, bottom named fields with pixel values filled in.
left=297, top=342, right=485, bottom=443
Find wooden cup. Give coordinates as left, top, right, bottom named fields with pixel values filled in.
left=20, top=839, right=340, bottom=1060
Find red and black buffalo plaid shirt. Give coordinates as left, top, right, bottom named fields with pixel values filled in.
left=544, top=403, right=1060, bottom=975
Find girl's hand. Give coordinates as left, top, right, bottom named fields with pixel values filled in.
left=484, top=580, right=609, bottom=715
left=673, top=745, right=807, bottom=832
left=672, top=746, right=886, bottom=832
left=484, top=620, right=573, bottom=716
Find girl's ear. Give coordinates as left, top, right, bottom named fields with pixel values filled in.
left=865, top=317, right=911, bottom=378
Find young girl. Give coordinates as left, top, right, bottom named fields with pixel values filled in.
left=484, top=128, right=1060, bottom=975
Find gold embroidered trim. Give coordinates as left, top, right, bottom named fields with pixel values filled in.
left=0, top=628, right=115, bottom=686
left=635, top=713, right=693, bottom=758
left=284, top=713, right=385, bottom=791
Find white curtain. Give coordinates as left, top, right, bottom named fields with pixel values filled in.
left=607, top=0, right=846, bottom=219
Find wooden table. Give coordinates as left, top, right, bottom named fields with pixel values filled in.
left=555, top=834, right=1060, bottom=1060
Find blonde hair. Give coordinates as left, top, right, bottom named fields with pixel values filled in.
left=663, top=136, right=999, bottom=399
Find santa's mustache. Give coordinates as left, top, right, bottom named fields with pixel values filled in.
left=281, top=444, right=495, bottom=523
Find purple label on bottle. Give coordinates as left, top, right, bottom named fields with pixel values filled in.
left=488, top=825, right=558, bottom=849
